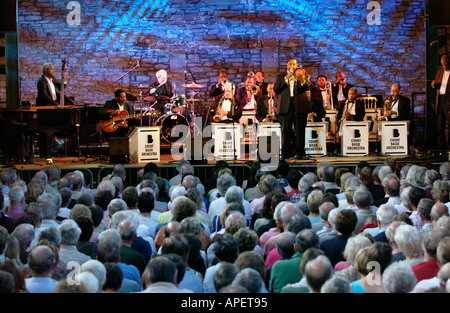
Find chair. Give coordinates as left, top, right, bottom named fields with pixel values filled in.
left=357, top=96, right=378, bottom=109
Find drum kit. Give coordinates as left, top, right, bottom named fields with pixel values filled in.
left=134, top=82, right=205, bottom=144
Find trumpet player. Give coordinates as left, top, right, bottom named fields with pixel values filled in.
left=274, top=58, right=311, bottom=159
left=382, top=83, right=411, bottom=121
left=209, top=71, right=229, bottom=100
left=312, top=75, right=334, bottom=110
left=332, top=71, right=354, bottom=108
left=335, top=87, right=365, bottom=123
left=255, top=70, right=268, bottom=95
left=256, top=82, right=277, bottom=122
left=236, top=74, right=262, bottom=124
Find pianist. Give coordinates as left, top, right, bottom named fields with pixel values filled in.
left=36, top=63, right=66, bottom=106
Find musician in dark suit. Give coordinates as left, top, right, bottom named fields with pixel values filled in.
left=274, top=58, right=311, bottom=159
left=211, top=82, right=241, bottom=123
left=335, top=87, right=366, bottom=122
left=36, top=63, right=65, bottom=106
left=98, top=89, right=139, bottom=138
left=236, top=74, right=263, bottom=124
left=383, top=83, right=411, bottom=122
left=255, top=71, right=268, bottom=96
left=256, top=82, right=277, bottom=122
left=144, top=69, right=173, bottom=112
left=332, top=71, right=354, bottom=109
left=307, top=90, right=327, bottom=122
left=209, top=71, right=228, bottom=100
left=432, top=54, right=450, bottom=150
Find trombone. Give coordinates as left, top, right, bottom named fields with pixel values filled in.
left=325, top=81, right=334, bottom=110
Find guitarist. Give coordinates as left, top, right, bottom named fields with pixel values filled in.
left=98, top=89, right=140, bottom=137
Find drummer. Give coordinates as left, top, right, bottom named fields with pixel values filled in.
left=144, top=69, right=174, bottom=112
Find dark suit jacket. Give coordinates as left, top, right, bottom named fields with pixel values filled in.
left=211, top=95, right=242, bottom=122
left=36, top=75, right=62, bottom=106
left=310, top=96, right=326, bottom=122
left=273, top=72, right=311, bottom=115
left=209, top=83, right=225, bottom=98
left=336, top=99, right=366, bottom=122
left=332, top=82, right=354, bottom=105
left=256, top=95, right=277, bottom=122
left=388, top=95, right=411, bottom=121
left=433, top=68, right=450, bottom=114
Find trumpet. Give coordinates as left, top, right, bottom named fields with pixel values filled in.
left=264, top=95, right=275, bottom=122
left=325, top=81, right=334, bottom=109
left=249, top=85, right=259, bottom=95
left=339, top=77, right=346, bottom=84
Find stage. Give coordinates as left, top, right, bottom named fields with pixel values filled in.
left=2, top=146, right=448, bottom=189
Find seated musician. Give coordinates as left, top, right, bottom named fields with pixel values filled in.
left=98, top=89, right=141, bottom=138
left=335, top=87, right=365, bottom=123
left=307, top=90, right=326, bottom=122
left=256, top=82, right=277, bottom=122
left=383, top=83, right=411, bottom=121
left=211, top=82, right=242, bottom=123
left=144, top=69, right=173, bottom=112
left=236, top=73, right=262, bottom=124
left=36, top=63, right=66, bottom=106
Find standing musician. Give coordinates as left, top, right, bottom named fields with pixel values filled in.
left=332, top=71, right=354, bottom=109
left=98, top=89, right=141, bottom=138
left=144, top=69, right=173, bottom=112
left=256, top=82, right=277, bottom=122
left=36, top=63, right=66, bottom=106
left=382, top=83, right=411, bottom=121
left=274, top=58, right=311, bottom=159
left=335, top=87, right=365, bottom=123
left=236, top=73, right=262, bottom=124
left=432, top=54, right=450, bottom=150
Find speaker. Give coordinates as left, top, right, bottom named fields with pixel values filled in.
left=429, top=0, right=450, bottom=26
left=109, top=136, right=129, bottom=164
left=0, top=0, right=17, bottom=33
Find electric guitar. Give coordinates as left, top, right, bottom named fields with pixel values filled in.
left=100, top=110, right=150, bottom=132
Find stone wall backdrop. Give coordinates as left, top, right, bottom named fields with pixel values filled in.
left=17, top=0, right=426, bottom=111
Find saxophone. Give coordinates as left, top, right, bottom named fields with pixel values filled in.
left=213, top=95, right=228, bottom=122
left=379, top=96, right=395, bottom=121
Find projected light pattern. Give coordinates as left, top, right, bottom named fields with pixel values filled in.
left=17, top=0, right=425, bottom=105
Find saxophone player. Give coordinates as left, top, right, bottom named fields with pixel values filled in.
left=335, top=87, right=365, bottom=123
left=382, top=83, right=411, bottom=121
left=211, top=82, right=241, bottom=123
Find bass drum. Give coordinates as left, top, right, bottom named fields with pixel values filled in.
left=156, top=113, right=190, bottom=144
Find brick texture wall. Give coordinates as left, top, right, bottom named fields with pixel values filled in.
left=17, top=0, right=426, bottom=111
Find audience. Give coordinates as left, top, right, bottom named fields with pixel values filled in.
left=1, top=161, right=449, bottom=294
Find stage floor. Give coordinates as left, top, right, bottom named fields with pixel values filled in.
left=3, top=149, right=448, bottom=171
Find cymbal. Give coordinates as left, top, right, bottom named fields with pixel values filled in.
left=143, top=95, right=170, bottom=102
left=182, top=82, right=205, bottom=88
left=126, top=93, right=138, bottom=101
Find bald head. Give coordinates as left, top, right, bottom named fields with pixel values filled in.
left=431, top=202, right=449, bottom=223
left=165, top=221, right=182, bottom=237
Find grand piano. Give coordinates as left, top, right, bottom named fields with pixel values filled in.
left=1, top=105, right=102, bottom=158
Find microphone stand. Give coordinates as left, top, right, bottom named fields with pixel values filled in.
left=114, top=61, right=140, bottom=89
